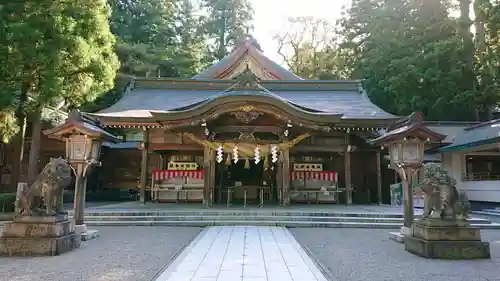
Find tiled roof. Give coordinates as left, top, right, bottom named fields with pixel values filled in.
left=95, top=88, right=396, bottom=120
left=440, top=119, right=500, bottom=152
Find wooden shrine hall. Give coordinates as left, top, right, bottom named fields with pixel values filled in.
left=87, top=35, right=398, bottom=207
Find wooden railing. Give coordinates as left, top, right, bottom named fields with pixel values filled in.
left=462, top=172, right=500, bottom=181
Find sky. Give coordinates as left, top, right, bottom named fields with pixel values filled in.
left=250, top=0, right=350, bottom=64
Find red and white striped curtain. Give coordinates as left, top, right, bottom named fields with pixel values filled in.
left=291, top=171, right=338, bottom=182
left=152, top=169, right=204, bottom=181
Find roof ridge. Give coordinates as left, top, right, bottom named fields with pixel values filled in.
left=465, top=118, right=500, bottom=131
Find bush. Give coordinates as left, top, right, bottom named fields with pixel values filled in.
left=0, top=193, right=16, bottom=213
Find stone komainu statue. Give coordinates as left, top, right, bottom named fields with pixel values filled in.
left=15, top=157, right=73, bottom=216
left=419, top=162, right=471, bottom=220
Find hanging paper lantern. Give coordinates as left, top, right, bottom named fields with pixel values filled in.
left=216, top=145, right=223, bottom=163
left=254, top=145, right=260, bottom=164
left=233, top=145, right=239, bottom=163
left=271, top=144, right=278, bottom=163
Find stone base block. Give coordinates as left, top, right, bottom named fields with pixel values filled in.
left=404, top=235, right=491, bottom=259
left=0, top=233, right=80, bottom=256
left=412, top=219, right=481, bottom=241
left=81, top=230, right=99, bottom=241
left=13, top=214, right=68, bottom=223
left=2, top=220, right=74, bottom=238
left=389, top=231, right=404, bottom=243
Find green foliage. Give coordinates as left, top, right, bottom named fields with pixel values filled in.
left=0, top=111, right=19, bottom=143
left=0, top=0, right=119, bottom=141
left=276, top=1, right=500, bottom=121
left=201, top=0, right=254, bottom=60
left=108, top=0, right=208, bottom=78
left=275, top=17, right=349, bottom=80
left=0, top=193, right=16, bottom=213
left=336, top=0, right=478, bottom=120
left=474, top=0, right=500, bottom=118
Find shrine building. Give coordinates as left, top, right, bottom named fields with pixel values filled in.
left=88, top=36, right=399, bottom=206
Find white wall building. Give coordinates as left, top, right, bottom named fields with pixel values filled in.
left=440, top=120, right=500, bottom=203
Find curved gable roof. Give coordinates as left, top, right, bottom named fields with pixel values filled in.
left=192, top=35, right=303, bottom=80
left=92, top=80, right=396, bottom=121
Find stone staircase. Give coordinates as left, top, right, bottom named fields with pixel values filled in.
left=75, top=210, right=500, bottom=229
left=473, top=208, right=500, bottom=218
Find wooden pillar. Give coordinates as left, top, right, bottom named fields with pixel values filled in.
left=203, top=146, right=214, bottom=207
left=376, top=150, right=383, bottom=205
left=282, top=148, right=291, bottom=207
left=276, top=153, right=283, bottom=205
left=345, top=131, right=352, bottom=204
left=139, top=127, right=149, bottom=204
left=210, top=153, right=215, bottom=205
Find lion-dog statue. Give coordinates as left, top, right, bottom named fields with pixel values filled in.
left=15, top=157, right=73, bottom=216
left=419, top=162, right=471, bottom=220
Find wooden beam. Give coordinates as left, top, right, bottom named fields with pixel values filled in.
left=292, top=145, right=348, bottom=153
left=212, top=125, right=283, bottom=133
left=148, top=143, right=203, bottom=151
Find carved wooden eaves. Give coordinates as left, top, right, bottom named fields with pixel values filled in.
left=231, top=110, right=263, bottom=124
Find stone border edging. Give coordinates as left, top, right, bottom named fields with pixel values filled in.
left=288, top=228, right=336, bottom=281
left=149, top=227, right=208, bottom=281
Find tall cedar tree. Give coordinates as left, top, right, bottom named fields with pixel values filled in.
left=0, top=0, right=119, bottom=187
left=202, top=0, right=254, bottom=60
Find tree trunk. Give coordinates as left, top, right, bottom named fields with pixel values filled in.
left=27, top=106, right=42, bottom=185
left=473, top=1, right=493, bottom=120
left=459, top=0, right=478, bottom=120
left=10, top=88, right=28, bottom=190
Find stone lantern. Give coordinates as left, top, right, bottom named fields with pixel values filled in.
left=370, top=112, right=445, bottom=236
left=44, top=110, right=119, bottom=239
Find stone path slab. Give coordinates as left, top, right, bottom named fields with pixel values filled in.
left=155, top=226, right=328, bottom=281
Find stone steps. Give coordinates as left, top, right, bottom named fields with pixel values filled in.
left=81, top=219, right=500, bottom=229
left=79, top=215, right=491, bottom=224
left=72, top=210, right=500, bottom=229
left=80, top=211, right=411, bottom=218
left=473, top=209, right=500, bottom=217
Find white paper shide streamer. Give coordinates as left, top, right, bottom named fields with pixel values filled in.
left=233, top=146, right=239, bottom=163
left=254, top=146, right=260, bottom=164
left=216, top=145, right=223, bottom=163
left=271, top=144, right=278, bottom=163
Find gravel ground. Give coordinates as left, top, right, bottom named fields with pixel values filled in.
left=291, top=228, right=500, bottom=281
left=0, top=226, right=202, bottom=281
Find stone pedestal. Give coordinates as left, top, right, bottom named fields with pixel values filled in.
left=0, top=214, right=81, bottom=256
left=75, top=224, right=100, bottom=241
left=404, top=218, right=490, bottom=259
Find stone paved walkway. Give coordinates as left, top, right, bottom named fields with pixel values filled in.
left=156, top=226, right=327, bottom=281
left=292, top=228, right=500, bottom=281
left=0, top=227, right=202, bottom=281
